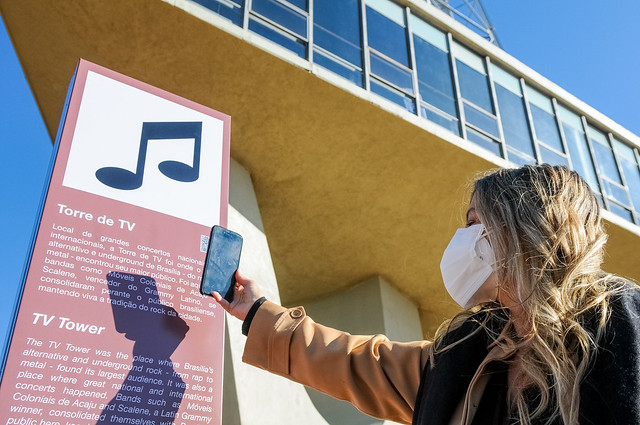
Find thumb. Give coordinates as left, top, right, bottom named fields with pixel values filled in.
left=212, top=291, right=231, bottom=313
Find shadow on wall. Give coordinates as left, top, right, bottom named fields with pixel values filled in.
left=98, top=272, right=189, bottom=424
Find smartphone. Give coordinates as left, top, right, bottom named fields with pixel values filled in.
left=200, top=225, right=243, bottom=302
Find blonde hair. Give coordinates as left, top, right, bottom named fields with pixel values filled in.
left=433, top=164, right=626, bottom=425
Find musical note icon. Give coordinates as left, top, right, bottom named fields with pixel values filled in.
left=95, top=121, right=203, bottom=190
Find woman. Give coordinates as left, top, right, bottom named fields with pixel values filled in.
left=212, top=164, right=640, bottom=424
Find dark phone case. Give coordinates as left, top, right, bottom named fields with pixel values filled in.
left=200, top=226, right=243, bottom=302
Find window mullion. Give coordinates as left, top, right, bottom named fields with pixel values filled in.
left=551, top=98, right=572, bottom=169
left=405, top=7, right=420, bottom=117
left=520, top=79, right=542, bottom=164
left=243, top=0, right=252, bottom=29
left=608, top=133, right=635, bottom=221
left=360, top=0, right=371, bottom=91
left=485, top=56, right=507, bottom=161
left=307, top=0, right=314, bottom=64
left=448, top=33, right=466, bottom=139
left=582, top=116, right=609, bottom=209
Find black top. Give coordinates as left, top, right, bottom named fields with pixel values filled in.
left=412, top=283, right=640, bottom=425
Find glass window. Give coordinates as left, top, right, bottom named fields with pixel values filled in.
left=420, top=104, right=460, bottom=135
left=526, top=86, right=554, bottom=113
left=409, top=15, right=447, bottom=51
left=588, top=126, right=631, bottom=207
left=464, top=103, right=499, bottom=137
left=248, top=16, right=306, bottom=57
left=602, top=180, right=629, bottom=206
left=539, top=145, right=569, bottom=167
left=452, top=42, right=500, bottom=151
left=252, top=0, right=307, bottom=37
left=529, top=105, right=563, bottom=152
left=507, top=148, right=535, bottom=167
left=526, top=87, right=563, bottom=153
left=313, top=0, right=362, bottom=67
left=367, top=0, right=405, bottom=25
left=491, top=65, right=521, bottom=95
left=608, top=202, right=634, bottom=222
left=370, top=50, right=413, bottom=93
left=494, top=82, right=535, bottom=159
left=614, top=140, right=640, bottom=213
left=556, top=105, right=600, bottom=193
left=452, top=41, right=485, bottom=72
left=193, top=0, right=245, bottom=26
left=467, top=128, right=501, bottom=157
left=366, top=5, right=409, bottom=67
left=313, top=48, right=363, bottom=86
left=456, top=61, right=492, bottom=112
left=589, top=126, right=622, bottom=183
left=412, top=28, right=456, bottom=116
left=365, top=0, right=415, bottom=112
left=370, top=79, right=416, bottom=113
left=286, top=0, right=306, bottom=10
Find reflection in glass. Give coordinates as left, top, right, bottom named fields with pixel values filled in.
left=467, top=127, right=501, bottom=157
left=507, top=148, right=535, bottom=167
left=313, top=0, right=362, bottom=66
left=495, top=84, right=534, bottom=158
left=602, top=180, right=630, bottom=206
left=193, top=0, right=245, bottom=26
left=561, top=121, right=600, bottom=193
left=413, top=35, right=456, bottom=116
left=252, top=0, right=307, bottom=37
left=249, top=17, right=306, bottom=57
left=539, top=145, right=569, bottom=167
left=591, top=135, right=623, bottom=183
left=456, top=61, right=492, bottom=113
left=608, top=202, right=634, bottom=222
left=314, top=48, right=362, bottom=85
left=370, top=51, right=413, bottom=93
left=286, top=0, right=307, bottom=10
left=615, top=140, right=640, bottom=212
left=464, top=103, right=499, bottom=138
left=529, top=104, right=563, bottom=152
left=371, top=79, right=416, bottom=113
left=366, top=7, right=409, bottom=67
left=420, top=104, right=460, bottom=135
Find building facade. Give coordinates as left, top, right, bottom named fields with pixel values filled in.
left=2, top=0, right=640, bottom=424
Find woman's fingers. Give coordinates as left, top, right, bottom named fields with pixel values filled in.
left=212, top=291, right=231, bottom=311
left=210, top=271, right=263, bottom=321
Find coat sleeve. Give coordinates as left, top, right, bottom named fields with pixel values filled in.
left=580, top=286, right=640, bottom=425
left=242, top=301, right=432, bottom=424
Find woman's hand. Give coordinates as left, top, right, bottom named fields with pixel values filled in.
left=211, top=271, right=263, bottom=321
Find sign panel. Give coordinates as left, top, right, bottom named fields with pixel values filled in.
left=0, top=60, right=230, bottom=425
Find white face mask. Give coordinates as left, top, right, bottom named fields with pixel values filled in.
left=440, top=224, right=496, bottom=309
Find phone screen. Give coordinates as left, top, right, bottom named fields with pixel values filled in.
left=200, top=225, right=243, bottom=302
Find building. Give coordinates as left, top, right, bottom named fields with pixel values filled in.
left=1, top=0, right=640, bottom=424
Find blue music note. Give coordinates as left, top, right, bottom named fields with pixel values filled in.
left=95, top=121, right=202, bottom=190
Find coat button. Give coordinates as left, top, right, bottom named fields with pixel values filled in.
left=290, top=309, right=303, bottom=319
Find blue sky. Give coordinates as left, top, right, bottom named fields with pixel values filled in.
left=0, top=15, right=52, bottom=353
left=1, top=2, right=639, bottom=348
left=482, top=0, right=640, bottom=137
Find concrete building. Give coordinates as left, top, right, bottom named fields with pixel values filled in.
left=2, top=1, right=640, bottom=424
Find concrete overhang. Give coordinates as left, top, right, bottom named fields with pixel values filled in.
left=2, top=0, right=639, bottom=335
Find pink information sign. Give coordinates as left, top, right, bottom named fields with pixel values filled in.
left=0, top=60, right=230, bottom=425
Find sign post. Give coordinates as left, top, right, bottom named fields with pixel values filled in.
left=0, top=59, right=230, bottom=425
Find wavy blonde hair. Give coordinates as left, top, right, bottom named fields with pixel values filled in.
left=433, top=164, right=626, bottom=425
